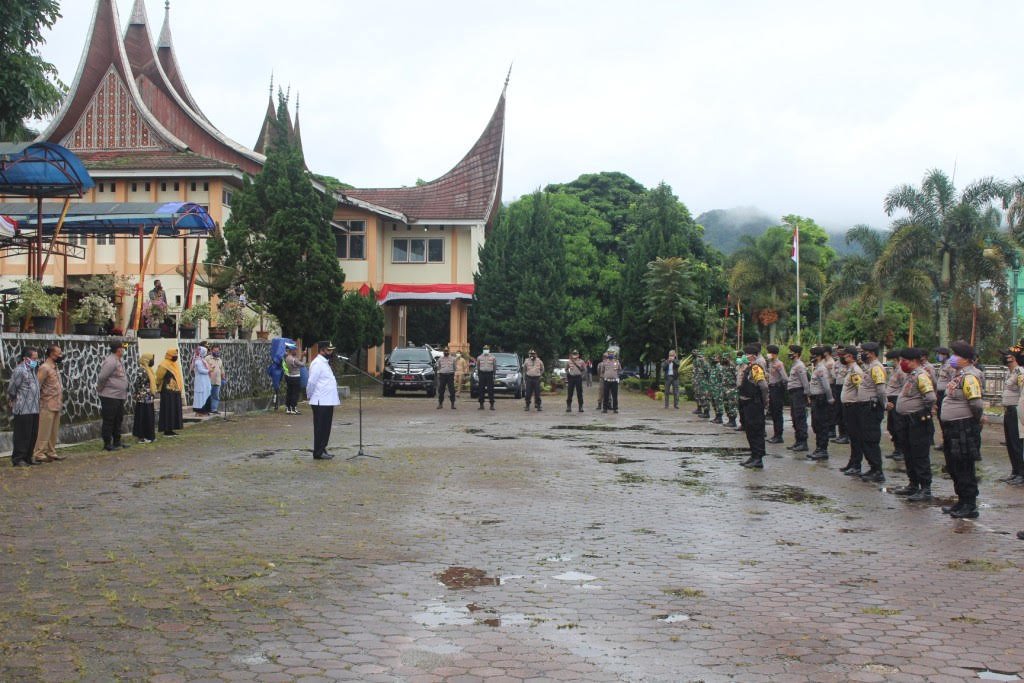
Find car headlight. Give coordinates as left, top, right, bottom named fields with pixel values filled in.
left=507, top=372, right=520, bottom=380
left=424, top=370, right=434, bottom=377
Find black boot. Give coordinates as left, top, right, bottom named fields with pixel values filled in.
left=791, top=442, right=808, bottom=452
left=726, top=416, right=736, bottom=428
left=711, top=414, right=723, bottom=424
left=941, top=501, right=965, bottom=514
left=807, top=450, right=829, bottom=461
left=860, top=470, right=885, bottom=483
left=892, top=484, right=919, bottom=496
left=741, top=458, right=764, bottom=469
left=907, top=487, right=932, bottom=502
left=767, top=436, right=784, bottom=444
left=950, top=503, right=979, bottom=519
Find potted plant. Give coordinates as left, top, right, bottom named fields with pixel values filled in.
left=1, top=299, right=20, bottom=332
left=239, top=312, right=259, bottom=340
left=212, top=299, right=243, bottom=339
left=71, top=294, right=115, bottom=335
left=13, top=279, right=63, bottom=334
left=140, top=298, right=168, bottom=339
left=179, top=302, right=210, bottom=340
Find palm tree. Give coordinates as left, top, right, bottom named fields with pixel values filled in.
left=823, top=225, right=887, bottom=310
left=643, top=256, right=697, bottom=352
left=878, top=169, right=1006, bottom=347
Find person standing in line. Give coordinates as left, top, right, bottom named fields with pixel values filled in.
left=933, top=346, right=952, bottom=449
left=838, top=345, right=867, bottom=477
left=765, top=344, right=787, bottom=444
left=206, top=344, right=226, bottom=415
left=785, top=344, right=810, bottom=452
left=663, top=349, right=681, bottom=410
left=476, top=346, right=496, bottom=410
left=893, top=347, right=937, bottom=501
left=97, top=341, right=130, bottom=452
left=436, top=347, right=457, bottom=409
left=828, top=346, right=850, bottom=444
left=283, top=343, right=304, bottom=415
left=718, top=355, right=739, bottom=428
left=156, top=347, right=184, bottom=437
left=709, top=354, right=726, bottom=423
left=584, top=357, right=593, bottom=388
left=523, top=349, right=544, bottom=412
left=8, top=347, right=40, bottom=467
left=307, top=341, right=340, bottom=460
left=601, top=351, right=622, bottom=413
left=738, top=344, right=769, bottom=469
left=884, top=349, right=907, bottom=461
left=1000, top=346, right=1024, bottom=484
left=857, top=342, right=888, bottom=483
left=692, top=352, right=710, bottom=418
left=565, top=349, right=587, bottom=413
left=132, top=353, right=157, bottom=443
left=807, top=346, right=835, bottom=460
left=192, top=346, right=212, bottom=416
left=32, top=344, right=65, bottom=463
left=938, top=340, right=985, bottom=519
left=454, top=351, right=470, bottom=398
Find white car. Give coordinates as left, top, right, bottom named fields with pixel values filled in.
left=552, top=358, right=570, bottom=378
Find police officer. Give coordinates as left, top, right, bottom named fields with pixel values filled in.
left=893, top=347, right=936, bottom=501
left=857, top=342, right=888, bottom=482
left=765, top=345, right=787, bottom=444
left=476, top=346, right=496, bottom=410
left=807, top=346, right=835, bottom=460
left=933, top=346, right=952, bottom=450
left=693, top=352, right=711, bottom=418
left=565, top=349, right=587, bottom=413
left=828, top=345, right=850, bottom=444
left=786, top=344, right=810, bottom=452
left=709, top=354, right=725, bottom=423
left=601, top=351, right=622, bottom=413
left=523, top=349, right=544, bottom=411
left=436, top=347, right=456, bottom=409
left=938, top=340, right=984, bottom=518
left=998, top=346, right=1024, bottom=484
left=738, top=344, right=770, bottom=469
left=838, top=345, right=869, bottom=478
left=884, top=349, right=907, bottom=461
left=663, top=349, right=681, bottom=410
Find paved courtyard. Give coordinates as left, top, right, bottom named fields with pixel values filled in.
left=2, top=389, right=1023, bottom=682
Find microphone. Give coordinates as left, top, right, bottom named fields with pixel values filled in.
left=336, top=355, right=350, bottom=362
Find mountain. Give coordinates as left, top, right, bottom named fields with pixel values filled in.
left=696, top=207, right=776, bottom=254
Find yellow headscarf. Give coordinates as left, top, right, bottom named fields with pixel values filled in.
left=156, top=347, right=184, bottom=392
left=139, top=353, right=157, bottom=393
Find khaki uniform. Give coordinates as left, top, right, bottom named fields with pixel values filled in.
left=600, top=358, right=622, bottom=412
left=454, top=354, right=469, bottom=396
left=565, top=357, right=587, bottom=411
left=476, top=352, right=496, bottom=407
left=523, top=357, right=544, bottom=410
left=33, top=360, right=63, bottom=462
left=436, top=354, right=456, bottom=407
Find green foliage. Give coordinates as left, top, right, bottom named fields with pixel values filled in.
left=13, top=278, right=62, bottom=319
left=179, top=302, right=211, bottom=327
left=217, top=300, right=244, bottom=327
left=312, top=173, right=354, bottom=192
left=405, top=304, right=449, bottom=347
left=644, top=256, right=699, bottom=352
left=71, top=294, right=115, bottom=325
left=217, top=90, right=345, bottom=342
left=696, top=207, right=775, bottom=254
left=0, top=0, right=66, bottom=139
left=545, top=171, right=646, bottom=257
left=335, top=289, right=384, bottom=356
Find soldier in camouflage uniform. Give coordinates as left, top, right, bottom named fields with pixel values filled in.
left=708, top=354, right=725, bottom=423
left=692, top=352, right=711, bottom=418
left=720, top=354, right=738, bottom=427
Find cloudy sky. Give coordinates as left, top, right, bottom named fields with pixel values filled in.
left=35, top=1, right=1024, bottom=230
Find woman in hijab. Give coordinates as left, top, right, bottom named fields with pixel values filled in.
left=132, top=353, right=157, bottom=443
left=156, top=347, right=184, bottom=436
left=193, top=346, right=212, bottom=416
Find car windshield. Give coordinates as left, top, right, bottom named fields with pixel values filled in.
left=389, top=348, right=432, bottom=363
left=493, top=353, right=519, bottom=369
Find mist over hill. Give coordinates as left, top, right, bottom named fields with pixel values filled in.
left=697, top=207, right=866, bottom=257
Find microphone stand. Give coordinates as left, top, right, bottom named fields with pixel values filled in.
left=337, top=352, right=382, bottom=460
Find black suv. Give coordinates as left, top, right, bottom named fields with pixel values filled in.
left=383, top=346, right=437, bottom=397
left=470, top=352, right=523, bottom=399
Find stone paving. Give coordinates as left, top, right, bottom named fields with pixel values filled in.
left=2, top=390, right=1024, bottom=682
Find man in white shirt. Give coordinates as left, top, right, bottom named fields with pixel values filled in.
left=306, top=341, right=340, bottom=460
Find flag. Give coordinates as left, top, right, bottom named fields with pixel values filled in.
left=791, top=225, right=799, bottom=264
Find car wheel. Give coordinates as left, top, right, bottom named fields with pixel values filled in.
left=514, top=386, right=523, bottom=400
left=426, top=388, right=436, bottom=398
left=383, top=386, right=395, bottom=397
left=470, top=388, right=478, bottom=399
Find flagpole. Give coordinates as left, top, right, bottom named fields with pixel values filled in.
left=793, top=225, right=801, bottom=345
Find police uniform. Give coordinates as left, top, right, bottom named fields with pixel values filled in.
left=933, top=347, right=952, bottom=447
left=786, top=345, right=810, bottom=451
left=565, top=353, right=587, bottom=412
left=828, top=349, right=849, bottom=443
left=693, top=354, right=711, bottom=417
left=739, top=344, right=769, bottom=469
left=601, top=355, right=622, bottom=413
left=858, top=343, right=888, bottom=481
left=884, top=350, right=907, bottom=460
left=999, top=348, right=1024, bottom=483
left=807, top=348, right=835, bottom=459
left=436, top=351, right=457, bottom=409
left=894, top=348, right=936, bottom=500
left=938, top=341, right=984, bottom=518
left=476, top=349, right=497, bottom=409
left=766, top=345, right=787, bottom=442
left=523, top=353, right=544, bottom=411
left=719, top=357, right=738, bottom=427
left=839, top=346, right=870, bottom=476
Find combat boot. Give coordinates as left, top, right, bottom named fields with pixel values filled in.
left=907, top=487, right=932, bottom=502
left=741, top=457, right=764, bottom=469
left=949, top=504, right=979, bottom=519
left=860, top=469, right=885, bottom=483
left=807, top=450, right=829, bottom=461
left=711, top=414, right=723, bottom=424
left=726, top=416, right=737, bottom=428
left=941, top=501, right=964, bottom=514
left=892, top=484, right=919, bottom=496
left=791, top=442, right=809, bottom=452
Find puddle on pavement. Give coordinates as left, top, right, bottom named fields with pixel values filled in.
left=550, top=424, right=651, bottom=432
left=463, top=427, right=484, bottom=434
left=413, top=601, right=474, bottom=627
left=230, top=652, right=269, bottom=666
left=597, top=455, right=644, bottom=464
left=657, top=614, right=691, bottom=623
left=130, top=472, right=190, bottom=488
left=838, top=528, right=876, bottom=534
left=437, top=566, right=500, bottom=589
left=975, top=670, right=1022, bottom=681
left=618, top=472, right=651, bottom=484
left=543, top=554, right=573, bottom=562
left=553, top=571, right=597, bottom=582
left=746, top=484, right=831, bottom=506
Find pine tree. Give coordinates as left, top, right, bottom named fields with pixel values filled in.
left=216, top=90, right=345, bottom=342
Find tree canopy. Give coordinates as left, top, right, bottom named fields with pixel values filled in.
left=0, top=0, right=65, bottom=140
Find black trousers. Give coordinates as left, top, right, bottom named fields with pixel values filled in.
left=285, top=376, right=301, bottom=410
left=810, top=395, right=832, bottom=452
left=437, top=373, right=456, bottom=405
left=941, top=418, right=980, bottom=504
left=789, top=388, right=808, bottom=443
left=524, top=376, right=542, bottom=408
left=741, top=399, right=766, bottom=460
left=843, top=402, right=864, bottom=468
left=477, top=371, right=495, bottom=406
left=603, top=381, right=619, bottom=411
left=898, top=412, right=933, bottom=486
left=100, top=396, right=125, bottom=447
left=311, top=404, right=334, bottom=457
left=886, top=395, right=903, bottom=452
left=1003, top=405, right=1024, bottom=475
left=830, top=385, right=845, bottom=436
left=11, top=413, right=39, bottom=464
left=566, top=375, right=583, bottom=408
left=858, top=401, right=884, bottom=470
left=768, top=383, right=786, bottom=438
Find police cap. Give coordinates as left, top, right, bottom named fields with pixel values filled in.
left=934, top=347, right=951, bottom=356
left=899, top=347, right=924, bottom=360
left=788, top=344, right=802, bottom=355
left=950, top=340, right=975, bottom=360
left=766, top=344, right=780, bottom=354
left=884, top=349, right=899, bottom=360
left=861, top=341, right=880, bottom=354
left=743, top=343, right=760, bottom=355
left=840, top=345, right=859, bottom=357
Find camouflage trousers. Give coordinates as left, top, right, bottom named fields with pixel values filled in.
left=712, top=389, right=737, bottom=420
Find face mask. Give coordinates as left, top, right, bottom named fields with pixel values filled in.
left=28, top=359, right=38, bottom=369
left=171, top=356, right=178, bottom=362
left=149, top=359, right=155, bottom=367
left=483, top=349, right=490, bottom=355
left=899, top=360, right=912, bottom=373
left=54, top=356, right=63, bottom=365
left=212, top=352, right=220, bottom=358
left=936, top=355, right=947, bottom=362
left=948, top=355, right=961, bottom=368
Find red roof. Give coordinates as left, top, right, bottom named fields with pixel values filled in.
left=347, top=93, right=505, bottom=226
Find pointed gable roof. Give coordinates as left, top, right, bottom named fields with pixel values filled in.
left=156, top=0, right=209, bottom=123
left=346, top=88, right=506, bottom=227
left=253, top=92, right=276, bottom=155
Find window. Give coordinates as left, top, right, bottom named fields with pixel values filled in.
left=161, top=182, right=167, bottom=192
left=95, top=234, right=115, bottom=246
left=222, top=190, right=233, bottom=206
left=335, top=220, right=365, bottom=260
left=63, top=233, right=85, bottom=246
left=131, top=182, right=137, bottom=192
left=145, top=182, right=151, bottom=192
left=190, top=182, right=197, bottom=192
left=110, top=182, right=116, bottom=192
left=392, top=238, right=443, bottom=263
left=173, top=182, right=180, bottom=191
left=203, top=182, right=209, bottom=191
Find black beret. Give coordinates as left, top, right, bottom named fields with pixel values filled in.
left=899, top=347, right=923, bottom=360
left=885, top=350, right=900, bottom=360
left=810, top=345, right=825, bottom=357
left=840, top=345, right=859, bottom=357
left=788, top=344, right=802, bottom=355
left=743, top=343, right=760, bottom=355
left=861, top=341, right=880, bottom=353
left=753, top=342, right=763, bottom=351
left=934, top=347, right=951, bottom=356
left=766, top=344, right=780, bottom=354
left=950, top=340, right=975, bottom=360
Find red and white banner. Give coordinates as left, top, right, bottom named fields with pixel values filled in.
left=791, top=225, right=799, bottom=264
left=0, top=215, right=18, bottom=238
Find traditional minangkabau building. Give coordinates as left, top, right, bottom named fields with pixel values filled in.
left=0, top=0, right=505, bottom=371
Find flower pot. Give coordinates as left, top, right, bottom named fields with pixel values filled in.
left=73, top=323, right=103, bottom=335
left=238, top=328, right=252, bottom=340
left=178, top=326, right=197, bottom=339
left=256, top=331, right=270, bottom=340
left=138, top=328, right=161, bottom=339
left=209, top=326, right=230, bottom=340
left=31, top=316, right=57, bottom=334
